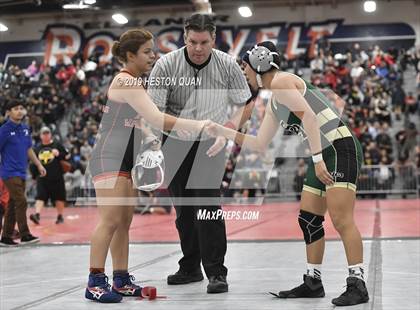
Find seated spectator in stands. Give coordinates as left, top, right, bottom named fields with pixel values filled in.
left=357, top=122, right=373, bottom=148
left=368, top=120, right=381, bottom=140
left=348, top=85, right=364, bottom=106
left=323, top=67, right=337, bottom=90
left=379, top=149, right=393, bottom=165
left=391, top=82, right=406, bottom=120
left=376, top=123, right=393, bottom=154
left=25, top=61, right=38, bottom=78
left=404, top=92, right=418, bottom=115
left=367, top=141, right=381, bottom=165
left=69, top=147, right=84, bottom=172
left=350, top=61, right=364, bottom=84
left=372, top=46, right=382, bottom=64
left=364, top=151, right=373, bottom=165
left=80, top=140, right=93, bottom=162
left=55, top=66, right=69, bottom=84
left=352, top=106, right=367, bottom=124
left=372, top=93, right=391, bottom=124
left=310, top=54, right=324, bottom=73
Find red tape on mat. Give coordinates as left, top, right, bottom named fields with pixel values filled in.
left=137, top=286, right=167, bottom=300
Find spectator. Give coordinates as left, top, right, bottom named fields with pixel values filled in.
left=350, top=61, right=364, bottom=84
left=367, top=141, right=381, bottom=165
left=372, top=93, right=391, bottom=124
left=310, top=54, right=325, bottom=72
left=29, top=126, right=70, bottom=225
left=368, top=121, right=381, bottom=140
left=396, top=122, right=418, bottom=160
left=391, top=82, right=406, bottom=120
left=80, top=140, right=93, bottom=161
left=376, top=123, right=393, bottom=154
left=376, top=156, right=393, bottom=195
left=0, top=101, right=46, bottom=247
left=25, top=60, right=38, bottom=78
left=404, top=92, right=418, bottom=115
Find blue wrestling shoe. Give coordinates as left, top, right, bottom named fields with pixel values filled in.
left=113, top=273, right=157, bottom=299
left=85, top=273, right=122, bottom=303
left=112, top=273, right=142, bottom=296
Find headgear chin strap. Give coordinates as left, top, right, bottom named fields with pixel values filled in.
left=256, top=74, right=263, bottom=88
left=243, top=44, right=280, bottom=88
left=131, top=149, right=165, bottom=191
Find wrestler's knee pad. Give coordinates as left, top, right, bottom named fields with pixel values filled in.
left=298, top=210, right=325, bottom=244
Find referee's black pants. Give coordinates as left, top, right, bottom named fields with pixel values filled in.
left=162, top=135, right=228, bottom=278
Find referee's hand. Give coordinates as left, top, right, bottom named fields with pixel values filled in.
left=206, top=136, right=227, bottom=157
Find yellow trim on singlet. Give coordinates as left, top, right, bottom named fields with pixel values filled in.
left=302, top=185, right=326, bottom=197
left=324, top=126, right=352, bottom=143
left=326, top=182, right=357, bottom=192
left=317, top=108, right=339, bottom=127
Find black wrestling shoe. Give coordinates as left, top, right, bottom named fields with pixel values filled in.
left=167, top=269, right=204, bottom=285
left=332, top=277, right=369, bottom=306
left=56, top=214, right=64, bottom=224
left=270, top=274, right=325, bottom=298
left=29, top=213, right=40, bottom=225
left=207, top=275, right=228, bottom=294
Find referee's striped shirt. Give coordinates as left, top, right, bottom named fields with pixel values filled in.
left=147, top=47, right=251, bottom=140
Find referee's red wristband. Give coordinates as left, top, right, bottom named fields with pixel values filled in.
left=224, top=121, right=236, bottom=130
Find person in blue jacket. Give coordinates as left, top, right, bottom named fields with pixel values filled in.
left=0, top=101, right=46, bottom=247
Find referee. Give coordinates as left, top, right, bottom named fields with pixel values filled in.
left=148, top=14, right=254, bottom=293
